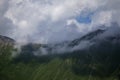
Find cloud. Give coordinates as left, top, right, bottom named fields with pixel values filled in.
left=91, top=11, right=113, bottom=27
left=0, top=0, right=120, bottom=43
left=0, top=0, right=13, bottom=35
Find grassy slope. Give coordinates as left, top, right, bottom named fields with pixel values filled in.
left=1, top=57, right=118, bottom=80
left=0, top=45, right=120, bottom=80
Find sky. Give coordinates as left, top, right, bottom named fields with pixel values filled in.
left=0, top=0, right=120, bottom=44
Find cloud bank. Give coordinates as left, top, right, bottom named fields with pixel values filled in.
left=0, top=0, right=120, bottom=44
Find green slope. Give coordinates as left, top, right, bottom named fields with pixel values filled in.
left=1, top=57, right=119, bottom=80
left=0, top=44, right=120, bottom=80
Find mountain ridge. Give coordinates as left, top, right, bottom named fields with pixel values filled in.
left=0, top=35, right=15, bottom=47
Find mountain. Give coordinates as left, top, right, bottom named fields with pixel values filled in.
left=16, top=23, right=120, bottom=55
left=0, top=35, right=15, bottom=47
left=1, top=24, right=120, bottom=80
left=39, top=23, right=120, bottom=54
left=68, top=29, right=105, bottom=47
left=0, top=23, right=120, bottom=80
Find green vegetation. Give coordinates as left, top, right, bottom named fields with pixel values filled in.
left=0, top=44, right=120, bottom=80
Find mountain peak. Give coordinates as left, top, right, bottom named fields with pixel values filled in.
left=0, top=35, right=15, bottom=47
left=68, top=29, right=105, bottom=47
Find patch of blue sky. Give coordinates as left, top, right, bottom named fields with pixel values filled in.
left=76, top=12, right=94, bottom=24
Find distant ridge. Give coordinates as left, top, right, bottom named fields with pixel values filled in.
left=0, top=35, right=15, bottom=46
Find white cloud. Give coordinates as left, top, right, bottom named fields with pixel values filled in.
left=91, top=11, right=113, bottom=27
left=0, top=0, right=3, bottom=6
left=0, top=0, right=120, bottom=43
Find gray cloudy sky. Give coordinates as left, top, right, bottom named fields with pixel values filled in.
left=0, top=0, right=120, bottom=43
